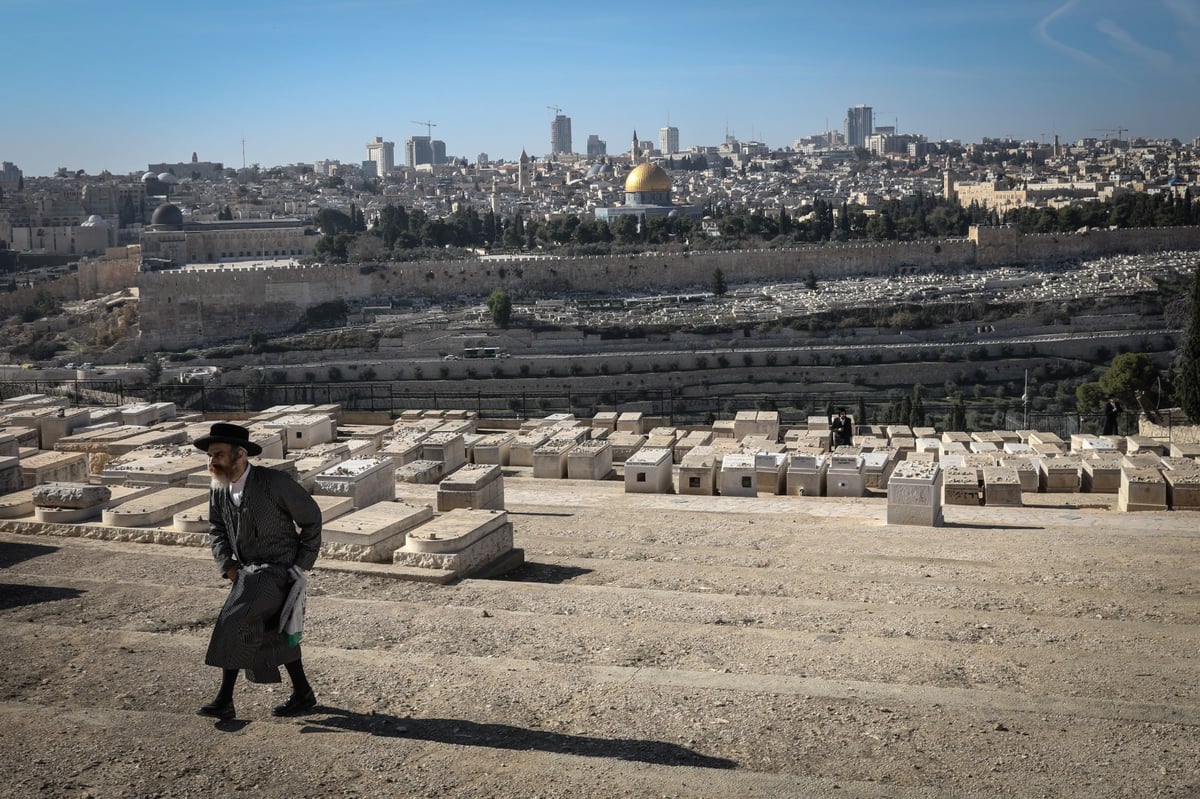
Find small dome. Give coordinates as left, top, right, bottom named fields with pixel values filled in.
left=157, top=172, right=179, bottom=184
left=625, top=162, right=671, bottom=193
left=150, top=202, right=184, bottom=229
left=141, top=171, right=157, bottom=182
left=80, top=214, right=112, bottom=228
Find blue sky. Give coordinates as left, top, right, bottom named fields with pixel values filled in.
left=3, top=0, right=1199, bottom=177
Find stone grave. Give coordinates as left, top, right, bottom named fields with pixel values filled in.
left=886, top=460, right=944, bottom=527
left=396, top=460, right=445, bottom=485
left=531, top=437, right=577, bottom=479
left=437, top=463, right=505, bottom=511
left=861, top=450, right=896, bottom=489
left=102, top=486, right=208, bottom=527
left=19, top=451, right=89, bottom=489
left=982, top=466, right=1023, bottom=506
left=624, top=447, right=673, bottom=494
left=942, top=465, right=982, bottom=505
left=607, top=431, right=647, bottom=463
left=616, top=412, right=645, bottom=435
left=678, top=446, right=717, bottom=496
left=1081, top=453, right=1123, bottom=493
left=566, top=440, right=613, bottom=481
left=591, top=411, right=618, bottom=432
left=34, top=483, right=157, bottom=524
left=1038, top=456, right=1082, bottom=493
left=1118, top=466, right=1167, bottom=512
left=292, top=443, right=351, bottom=490
left=786, top=453, right=828, bottom=497
left=323, top=500, right=435, bottom=562
left=1160, top=457, right=1200, bottom=510
left=1000, top=456, right=1040, bottom=491
left=754, top=451, right=788, bottom=495
left=674, top=430, right=712, bottom=464
left=719, top=453, right=758, bottom=497
left=1169, top=441, right=1200, bottom=459
left=1126, top=435, right=1167, bottom=456
left=173, top=506, right=209, bottom=533
left=264, top=413, right=336, bottom=453
left=312, top=494, right=355, bottom=523
left=472, top=432, right=514, bottom=466
left=393, top=508, right=519, bottom=578
left=826, top=453, right=866, bottom=498
left=510, top=429, right=552, bottom=467
left=711, top=419, right=736, bottom=439
left=420, top=432, right=468, bottom=473
left=313, top=458, right=396, bottom=509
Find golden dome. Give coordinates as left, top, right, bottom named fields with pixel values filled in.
left=625, top=162, right=671, bottom=193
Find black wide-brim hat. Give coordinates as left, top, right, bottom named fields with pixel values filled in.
left=194, top=422, right=263, bottom=456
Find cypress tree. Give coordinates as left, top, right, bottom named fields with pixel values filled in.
left=1177, top=260, right=1200, bottom=423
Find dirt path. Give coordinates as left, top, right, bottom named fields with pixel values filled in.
left=1, top=478, right=1198, bottom=798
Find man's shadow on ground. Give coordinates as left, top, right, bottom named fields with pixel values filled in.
left=295, top=706, right=737, bottom=769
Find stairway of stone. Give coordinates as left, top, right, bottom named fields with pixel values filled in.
left=2, top=475, right=1199, bottom=798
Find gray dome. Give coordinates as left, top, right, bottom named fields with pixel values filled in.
left=80, top=214, right=112, bottom=228
left=150, top=202, right=184, bottom=229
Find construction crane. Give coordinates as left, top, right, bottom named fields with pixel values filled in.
left=411, top=120, right=437, bottom=138
left=546, top=105, right=563, bottom=116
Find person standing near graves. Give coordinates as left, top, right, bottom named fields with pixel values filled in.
left=831, top=408, right=854, bottom=447
left=1102, top=395, right=1123, bottom=436
left=193, top=422, right=322, bottom=721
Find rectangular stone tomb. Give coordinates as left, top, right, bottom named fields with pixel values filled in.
left=1160, top=459, right=1200, bottom=510
left=395, top=459, right=445, bottom=485
left=1038, top=458, right=1081, bottom=493
left=101, top=452, right=207, bottom=487
left=982, top=466, right=1023, bottom=506
left=20, top=451, right=88, bottom=489
left=102, top=487, right=209, bottom=527
left=1003, top=442, right=1034, bottom=455
left=616, top=412, right=645, bottom=435
left=999, top=456, right=1039, bottom=492
left=1081, top=455, right=1122, bottom=493
left=313, top=458, right=396, bottom=509
left=826, top=455, right=865, bottom=498
left=886, top=460, right=944, bottom=527
left=393, top=508, right=516, bottom=578
left=942, top=466, right=982, bottom=505
left=472, top=433, right=514, bottom=466
left=566, top=440, right=613, bottom=481
left=711, top=420, right=736, bottom=439
left=1168, top=442, right=1200, bottom=459
left=261, top=414, right=336, bottom=452
left=292, top=443, right=352, bottom=489
left=437, top=463, right=505, bottom=511
left=754, top=452, right=787, bottom=495
left=324, top=500, right=435, bottom=562
left=786, top=453, right=828, bottom=497
left=509, top=431, right=551, bottom=467
left=607, top=432, right=646, bottom=463
left=591, top=411, right=618, bottom=432
left=674, top=430, right=712, bottom=464
left=678, top=446, right=717, bottom=496
left=940, top=442, right=968, bottom=456
left=1118, top=467, right=1167, bottom=512
left=0, top=455, right=21, bottom=495
left=531, top=438, right=578, bottom=479
left=624, top=447, right=674, bottom=494
left=719, top=453, right=758, bottom=497
left=861, top=450, right=896, bottom=489
left=1126, top=435, right=1166, bottom=455
left=419, top=432, right=467, bottom=472
left=34, top=484, right=157, bottom=524
left=379, top=436, right=426, bottom=467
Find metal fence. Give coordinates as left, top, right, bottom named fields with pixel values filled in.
left=2, top=377, right=1133, bottom=436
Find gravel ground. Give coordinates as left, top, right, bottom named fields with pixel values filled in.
left=1, top=476, right=1198, bottom=799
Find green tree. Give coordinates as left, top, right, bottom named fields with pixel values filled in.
left=804, top=270, right=818, bottom=290
left=486, top=288, right=512, bottom=328
left=1100, top=352, right=1161, bottom=407
left=1075, top=381, right=1106, bottom=415
left=144, top=353, right=163, bottom=383
left=712, top=268, right=727, bottom=297
left=1176, top=260, right=1200, bottom=422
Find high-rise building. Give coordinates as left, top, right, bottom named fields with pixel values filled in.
left=659, top=126, right=679, bottom=155
left=551, top=114, right=572, bottom=155
left=431, top=140, right=446, bottom=165
left=365, top=136, right=395, bottom=177
left=586, top=135, right=606, bottom=158
left=845, top=105, right=873, bottom=148
left=405, top=136, right=433, bottom=167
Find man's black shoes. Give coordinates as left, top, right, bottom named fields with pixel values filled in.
left=272, top=689, right=317, bottom=717
left=197, top=699, right=236, bottom=721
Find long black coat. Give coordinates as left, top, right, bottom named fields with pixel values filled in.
left=205, top=465, right=321, bottom=682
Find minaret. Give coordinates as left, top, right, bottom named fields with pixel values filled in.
left=631, top=130, right=639, bottom=165
left=518, top=148, right=529, bottom=192
left=491, top=178, right=499, bottom=215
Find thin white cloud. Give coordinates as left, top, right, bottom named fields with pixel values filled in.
left=1095, top=18, right=1175, bottom=70
left=1034, top=0, right=1130, bottom=83
left=1162, top=0, right=1200, bottom=28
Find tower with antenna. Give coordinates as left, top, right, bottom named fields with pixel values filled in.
left=548, top=106, right=572, bottom=155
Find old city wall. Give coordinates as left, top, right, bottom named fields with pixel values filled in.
left=972, top=225, right=1200, bottom=266
left=137, top=226, right=1200, bottom=351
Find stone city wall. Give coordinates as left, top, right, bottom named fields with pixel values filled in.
left=136, top=226, right=1200, bottom=351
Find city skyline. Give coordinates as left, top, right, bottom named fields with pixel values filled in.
left=3, top=0, right=1199, bottom=177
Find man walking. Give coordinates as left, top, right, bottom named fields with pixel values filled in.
left=193, top=422, right=322, bottom=721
